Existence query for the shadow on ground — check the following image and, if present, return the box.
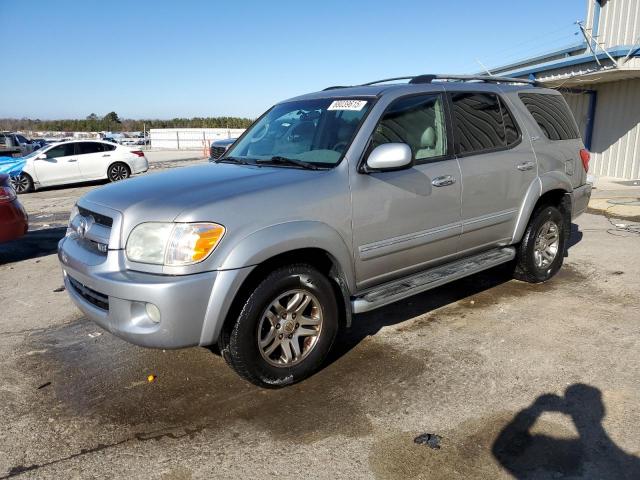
[0,227,66,264]
[369,384,639,479]
[492,384,640,479]
[331,221,584,365]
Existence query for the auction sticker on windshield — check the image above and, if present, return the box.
[327,100,368,111]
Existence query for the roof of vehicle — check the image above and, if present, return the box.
[286,74,557,103]
[47,139,116,145]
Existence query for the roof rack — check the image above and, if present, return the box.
[363,74,535,86]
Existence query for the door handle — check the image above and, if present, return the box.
[102,154,111,157]
[431,175,456,187]
[67,159,78,162]
[517,161,535,171]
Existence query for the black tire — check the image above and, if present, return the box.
[514,205,567,283]
[11,173,34,194]
[219,264,339,388]
[107,162,130,182]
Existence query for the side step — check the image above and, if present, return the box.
[352,247,516,314]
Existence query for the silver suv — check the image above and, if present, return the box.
[58,74,592,387]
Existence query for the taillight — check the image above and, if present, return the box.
[131,150,145,157]
[0,185,17,204]
[580,149,590,172]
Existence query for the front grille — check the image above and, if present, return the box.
[78,206,113,228]
[210,146,226,159]
[69,276,109,311]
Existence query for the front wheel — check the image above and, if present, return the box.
[514,205,566,283]
[219,264,339,388]
[11,173,34,193]
[107,162,130,182]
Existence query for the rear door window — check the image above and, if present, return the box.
[450,92,505,155]
[518,93,580,140]
[76,142,104,155]
[450,92,522,155]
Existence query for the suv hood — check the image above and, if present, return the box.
[81,162,318,221]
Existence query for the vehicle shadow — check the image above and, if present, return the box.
[0,227,66,264]
[328,221,583,365]
[492,384,640,479]
[328,262,516,365]
[21,179,105,194]
[566,222,583,252]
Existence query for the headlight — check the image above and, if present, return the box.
[66,205,79,236]
[126,222,225,266]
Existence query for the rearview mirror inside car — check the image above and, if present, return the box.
[365,143,413,172]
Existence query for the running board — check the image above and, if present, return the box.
[352,247,516,314]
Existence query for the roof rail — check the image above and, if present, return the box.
[417,74,536,85]
[354,74,535,87]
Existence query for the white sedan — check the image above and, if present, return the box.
[11,140,149,193]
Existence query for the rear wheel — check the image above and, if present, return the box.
[11,173,33,193]
[514,205,566,283]
[107,162,130,182]
[219,264,339,388]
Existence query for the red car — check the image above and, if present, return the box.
[0,173,28,242]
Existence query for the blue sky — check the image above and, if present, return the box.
[0,0,585,119]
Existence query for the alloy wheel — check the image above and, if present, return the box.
[11,174,30,193]
[533,220,560,269]
[109,164,129,181]
[257,289,323,367]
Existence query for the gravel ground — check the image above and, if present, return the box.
[0,160,639,479]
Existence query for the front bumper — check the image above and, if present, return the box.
[571,183,592,219]
[58,235,216,349]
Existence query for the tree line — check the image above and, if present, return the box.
[0,112,254,134]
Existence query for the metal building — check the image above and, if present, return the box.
[487,0,640,180]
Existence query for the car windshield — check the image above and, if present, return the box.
[224,98,372,168]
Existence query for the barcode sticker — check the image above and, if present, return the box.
[327,100,368,111]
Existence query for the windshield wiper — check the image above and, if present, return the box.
[257,156,325,170]
[215,156,256,166]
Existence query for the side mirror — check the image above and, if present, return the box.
[36,153,47,160]
[365,143,413,171]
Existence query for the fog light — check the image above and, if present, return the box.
[145,303,161,323]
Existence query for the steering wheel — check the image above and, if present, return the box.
[250,122,269,142]
[333,141,348,152]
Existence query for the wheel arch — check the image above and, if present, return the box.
[107,161,131,178]
[512,173,573,244]
[201,222,356,346]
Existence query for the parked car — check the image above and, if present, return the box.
[58,74,592,387]
[0,132,27,157]
[30,138,48,149]
[209,138,237,160]
[11,140,148,193]
[13,134,38,154]
[0,173,28,242]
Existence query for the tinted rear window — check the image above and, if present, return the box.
[77,142,104,154]
[519,93,580,141]
[450,92,520,155]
